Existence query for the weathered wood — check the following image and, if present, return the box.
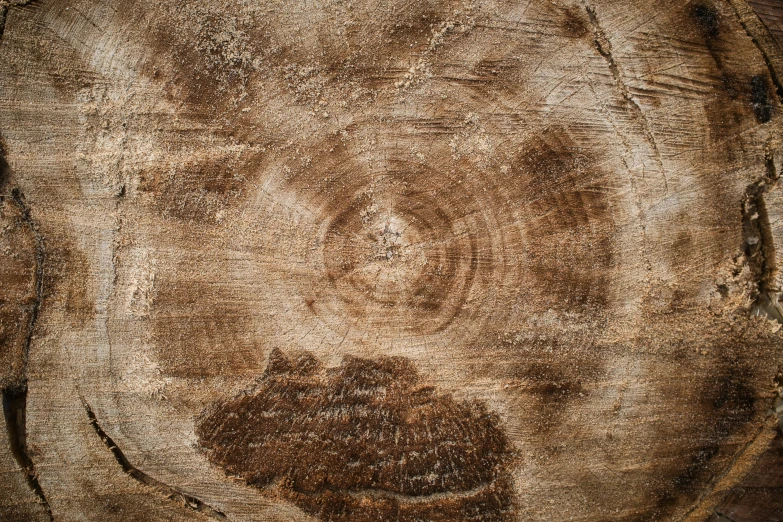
[748,0,783,48]
[712,428,783,521]
[1,0,783,521]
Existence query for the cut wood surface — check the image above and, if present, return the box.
[748,0,783,48]
[1,0,783,521]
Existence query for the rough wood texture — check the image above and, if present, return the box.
[748,0,783,48]
[712,431,783,521]
[1,0,783,521]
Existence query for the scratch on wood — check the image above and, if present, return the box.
[726,0,783,103]
[584,2,668,194]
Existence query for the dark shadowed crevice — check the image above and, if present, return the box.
[2,387,53,520]
[82,400,227,520]
[709,372,783,521]
[775,370,783,430]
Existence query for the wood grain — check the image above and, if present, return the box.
[749,0,783,48]
[0,0,782,521]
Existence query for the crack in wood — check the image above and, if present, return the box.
[1,144,50,519]
[7,186,45,384]
[744,147,782,322]
[1,387,53,521]
[678,414,779,522]
[82,400,227,520]
[723,21,783,328]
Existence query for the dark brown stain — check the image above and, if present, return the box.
[137,150,266,224]
[0,143,92,334]
[0,193,37,389]
[152,278,264,378]
[471,58,519,82]
[464,334,610,446]
[708,360,756,438]
[510,130,605,203]
[690,3,731,91]
[561,7,590,39]
[750,74,773,123]
[524,362,588,401]
[0,145,40,390]
[652,444,721,516]
[513,131,615,310]
[712,429,783,521]
[685,1,778,152]
[692,4,721,41]
[135,0,467,116]
[41,242,94,328]
[645,340,764,519]
[516,358,594,438]
[658,353,757,511]
[674,445,721,491]
[196,349,517,522]
[687,3,747,149]
[141,9,264,119]
[703,72,776,136]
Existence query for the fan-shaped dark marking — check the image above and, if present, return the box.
[196,349,517,522]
